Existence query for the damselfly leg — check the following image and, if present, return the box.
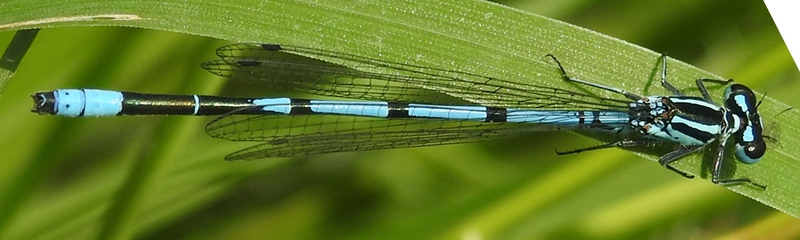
[710,137,767,189]
[545,54,643,100]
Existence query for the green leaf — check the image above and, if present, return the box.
[1,0,798,239]
[0,29,38,96]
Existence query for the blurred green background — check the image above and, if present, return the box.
[1,0,799,239]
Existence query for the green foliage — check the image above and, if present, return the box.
[1,0,799,239]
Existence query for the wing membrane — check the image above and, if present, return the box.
[205,105,630,160]
[200,43,636,159]
[201,43,631,110]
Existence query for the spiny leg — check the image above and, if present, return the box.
[657,55,733,103]
[556,139,653,155]
[658,54,683,95]
[545,54,643,100]
[695,78,734,104]
[658,145,705,179]
[557,139,698,179]
[710,139,767,190]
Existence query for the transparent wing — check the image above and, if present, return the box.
[205,105,630,160]
[200,43,631,110]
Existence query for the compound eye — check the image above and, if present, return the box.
[734,139,766,164]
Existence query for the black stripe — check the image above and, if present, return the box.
[591,111,602,124]
[119,93,264,116]
[725,112,737,129]
[290,99,313,114]
[588,111,617,131]
[196,95,261,115]
[120,92,199,115]
[486,107,507,122]
[387,102,409,118]
[669,96,721,120]
[77,89,87,117]
[670,119,715,143]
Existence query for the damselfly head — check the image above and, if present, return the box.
[722,84,767,164]
[732,110,766,164]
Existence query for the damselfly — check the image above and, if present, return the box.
[31,43,768,189]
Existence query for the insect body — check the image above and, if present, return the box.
[32,43,767,189]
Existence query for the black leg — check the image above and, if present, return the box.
[709,139,767,190]
[695,78,734,104]
[658,145,704,179]
[658,55,683,95]
[545,54,643,100]
[556,139,651,155]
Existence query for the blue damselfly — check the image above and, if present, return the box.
[32,43,769,189]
